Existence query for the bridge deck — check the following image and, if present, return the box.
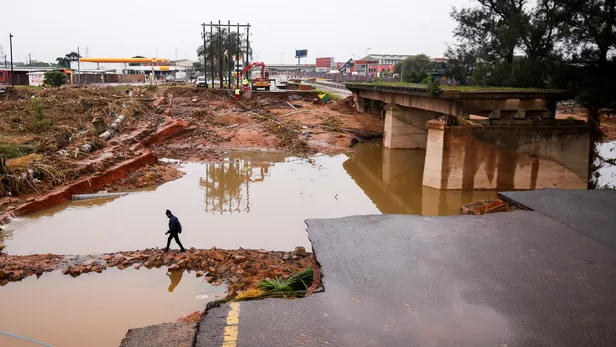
[345,82,570,100]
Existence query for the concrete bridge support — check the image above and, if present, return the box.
[422,120,590,190]
[384,106,439,149]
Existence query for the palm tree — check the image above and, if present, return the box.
[197,29,253,88]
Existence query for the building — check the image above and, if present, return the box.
[315,57,335,73]
[170,59,195,68]
[358,54,412,76]
[355,54,448,77]
[0,67,69,85]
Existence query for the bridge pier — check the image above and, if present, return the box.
[422,120,590,190]
[346,83,590,190]
[384,106,439,149]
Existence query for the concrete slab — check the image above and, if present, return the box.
[197,211,616,347]
[119,322,196,347]
[500,189,616,249]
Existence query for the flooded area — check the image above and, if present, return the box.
[598,141,616,187]
[1,143,500,255]
[0,267,225,347]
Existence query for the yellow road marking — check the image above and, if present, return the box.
[222,302,240,347]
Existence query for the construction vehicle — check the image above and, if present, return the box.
[339,59,354,74]
[239,62,271,91]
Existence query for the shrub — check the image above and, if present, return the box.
[427,79,443,97]
[44,71,67,87]
[0,141,36,158]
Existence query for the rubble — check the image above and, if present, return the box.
[0,248,315,298]
[1,84,382,220]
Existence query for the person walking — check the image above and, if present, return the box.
[164,209,185,252]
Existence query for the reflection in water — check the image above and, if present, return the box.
[2,145,503,255]
[200,159,273,214]
[344,143,499,215]
[0,268,225,347]
[167,269,184,292]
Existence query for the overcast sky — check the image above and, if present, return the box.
[1,0,472,64]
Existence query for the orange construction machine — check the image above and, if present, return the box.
[239,62,271,91]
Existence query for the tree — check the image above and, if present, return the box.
[29,61,52,67]
[394,55,433,83]
[197,29,252,88]
[556,0,616,187]
[450,0,563,88]
[56,52,81,68]
[44,71,67,87]
[129,55,146,66]
[450,0,616,187]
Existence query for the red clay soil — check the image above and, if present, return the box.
[1,86,383,220]
[10,150,156,216]
[148,87,383,160]
[0,247,315,298]
[105,163,184,192]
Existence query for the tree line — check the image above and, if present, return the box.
[391,0,615,187]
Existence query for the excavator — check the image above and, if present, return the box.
[239,62,271,91]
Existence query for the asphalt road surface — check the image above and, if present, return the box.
[196,192,616,347]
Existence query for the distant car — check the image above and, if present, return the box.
[196,76,207,88]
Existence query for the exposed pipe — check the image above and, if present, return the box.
[81,111,127,153]
[72,192,128,200]
[0,332,55,347]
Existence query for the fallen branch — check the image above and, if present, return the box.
[281,110,312,118]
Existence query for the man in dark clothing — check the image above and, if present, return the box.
[164,209,185,252]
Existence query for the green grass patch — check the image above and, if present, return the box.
[26,119,53,133]
[0,141,36,159]
[315,89,341,101]
[234,267,315,301]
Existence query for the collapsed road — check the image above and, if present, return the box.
[183,189,616,347]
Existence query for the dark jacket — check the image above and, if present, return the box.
[168,215,182,234]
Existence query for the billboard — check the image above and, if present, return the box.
[295,49,308,58]
[316,57,335,68]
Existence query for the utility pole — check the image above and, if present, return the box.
[28,53,31,66]
[227,20,232,88]
[236,23,240,88]
[246,24,250,68]
[201,23,208,88]
[210,22,214,88]
[9,33,14,87]
[77,46,81,84]
[218,20,223,89]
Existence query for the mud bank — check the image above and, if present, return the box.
[2,86,382,223]
[0,247,314,298]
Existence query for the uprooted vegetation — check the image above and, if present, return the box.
[0,85,382,215]
[0,86,154,199]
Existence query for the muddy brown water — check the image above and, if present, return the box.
[0,267,225,347]
[0,144,514,346]
[1,143,500,255]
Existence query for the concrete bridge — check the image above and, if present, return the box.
[345,83,590,191]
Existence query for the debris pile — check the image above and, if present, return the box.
[103,163,184,191]
[0,248,315,298]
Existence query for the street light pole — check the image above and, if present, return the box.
[9,34,14,87]
[365,48,371,77]
[201,23,208,88]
